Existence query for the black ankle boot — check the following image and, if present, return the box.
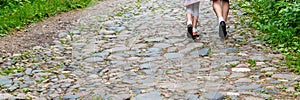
[219,21,227,39]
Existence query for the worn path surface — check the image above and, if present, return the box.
[0,0,299,99]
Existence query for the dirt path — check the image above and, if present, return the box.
[0,0,299,100]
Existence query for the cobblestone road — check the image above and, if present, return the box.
[0,0,299,99]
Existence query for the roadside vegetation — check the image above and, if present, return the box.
[235,0,299,72]
[0,0,96,36]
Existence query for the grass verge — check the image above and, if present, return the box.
[0,0,97,36]
[234,0,300,72]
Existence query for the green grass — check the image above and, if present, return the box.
[0,0,95,35]
[235,0,300,73]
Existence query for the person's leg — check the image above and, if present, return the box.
[192,2,199,36]
[186,5,193,35]
[222,0,230,21]
[213,0,224,23]
[186,5,193,25]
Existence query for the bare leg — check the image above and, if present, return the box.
[187,13,193,24]
[192,16,198,35]
[222,0,230,21]
[213,0,223,19]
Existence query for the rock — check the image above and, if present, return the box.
[243,96,264,100]
[84,57,104,63]
[58,32,69,38]
[153,43,172,49]
[269,80,280,84]
[229,73,246,78]
[286,87,295,92]
[92,51,110,57]
[143,70,154,75]
[251,56,269,61]
[223,48,238,53]
[25,68,33,75]
[139,63,156,69]
[163,53,184,59]
[63,94,80,99]
[133,91,162,100]
[235,78,252,83]
[210,71,230,76]
[0,58,3,64]
[236,84,261,90]
[148,48,162,53]
[260,67,277,72]
[185,94,199,100]
[71,30,81,35]
[0,77,12,85]
[236,64,250,68]
[144,37,164,42]
[231,68,251,72]
[272,74,300,80]
[203,92,224,100]
[0,93,15,99]
[191,48,210,56]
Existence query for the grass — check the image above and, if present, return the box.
[0,0,96,35]
[234,0,300,73]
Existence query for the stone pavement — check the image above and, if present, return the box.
[0,0,299,99]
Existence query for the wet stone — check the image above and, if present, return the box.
[84,57,104,63]
[230,73,246,78]
[92,51,110,57]
[144,37,164,42]
[163,53,184,59]
[133,91,162,100]
[0,77,12,85]
[63,94,80,99]
[139,63,156,69]
[25,68,32,75]
[232,68,251,72]
[153,43,172,49]
[261,67,277,72]
[191,48,210,56]
[148,48,162,53]
[186,94,199,100]
[223,48,238,53]
[251,56,269,61]
[236,84,261,90]
[204,92,224,100]
[235,78,252,83]
[272,74,300,80]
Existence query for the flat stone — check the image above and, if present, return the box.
[148,48,162,53]
[185,94,199,100]
[230,73,247,78]
[92,51,110,57]
[236,84,261,90]
[25,68,33,75]
[163,53,184,59]
[139,63,156,69]
[191,48,210,56]
[223,48,238,53]
[143,70,154,75]
[235,78,252,83]
[0,93,15,99]
[232,68,251,72]
[84,57,104,63]
[0,58,3,64]
[204,92,224,100]
[132,91,162,100]
[236,64,250,68]
[269,80,280,84]
[272,74,300,80]
[153,43,172,49]
[0,77,12,85]
[260,67,277,72]
[105,47,130,53]
[210,71,230,76]
[243,96,264,100]
[251,56,269,61]
[63,94,80,99]
[144,37,164,42]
